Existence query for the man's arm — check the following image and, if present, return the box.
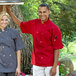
[53,49,59,68]
[16,50,21,76]
[7,6,21,27]
[50,49,59,76]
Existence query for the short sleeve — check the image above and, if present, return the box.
[20,20,35,34]
[14,30,25,51]
[51,25,63,50]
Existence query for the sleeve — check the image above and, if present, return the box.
[20,20,34,34]
[51,25,63,50]
[14,30,25,51]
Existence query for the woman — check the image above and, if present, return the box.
[0,11,24,76]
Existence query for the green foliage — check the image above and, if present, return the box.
[19,0,76,38]
[19,0,41,21]
[59,64,69,76]
[69,56,76,70]
[52,0,76,37]
[60,32,76,55]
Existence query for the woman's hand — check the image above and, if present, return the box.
[16,67,21,76]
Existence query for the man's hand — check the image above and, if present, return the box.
[16,67,21,76]
[0,5,3,12]
[50,49,59,76]
[50,67,56,76]
[6,5,21,26]
[0,5,11,13]
[6,5,12,13]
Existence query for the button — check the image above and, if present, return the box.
[54,39,56,41]
[3,54,5,57]
[2,46,4,48]
[40,41,42,43]
[4,64,6,66]
[41,57,43,59]
[37,32,39,34]
[9,54,11,56]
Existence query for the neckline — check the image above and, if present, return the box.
[0,26,8,32]
[39,18,50,24]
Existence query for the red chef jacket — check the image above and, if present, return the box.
[20,19,63,66]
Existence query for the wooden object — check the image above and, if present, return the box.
[0,0,24,5]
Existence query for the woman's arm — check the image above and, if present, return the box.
[16,50,21,76]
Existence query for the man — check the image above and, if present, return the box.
[7,3,63,76]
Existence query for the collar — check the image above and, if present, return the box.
[39,18,50,24]
[0,26,8,32]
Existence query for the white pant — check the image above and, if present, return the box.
[33,65,59,76]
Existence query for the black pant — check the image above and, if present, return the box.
[0,72,15,76]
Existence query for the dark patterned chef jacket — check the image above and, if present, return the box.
[0,27,25,72]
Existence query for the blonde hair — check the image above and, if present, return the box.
[0,11,10,22]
